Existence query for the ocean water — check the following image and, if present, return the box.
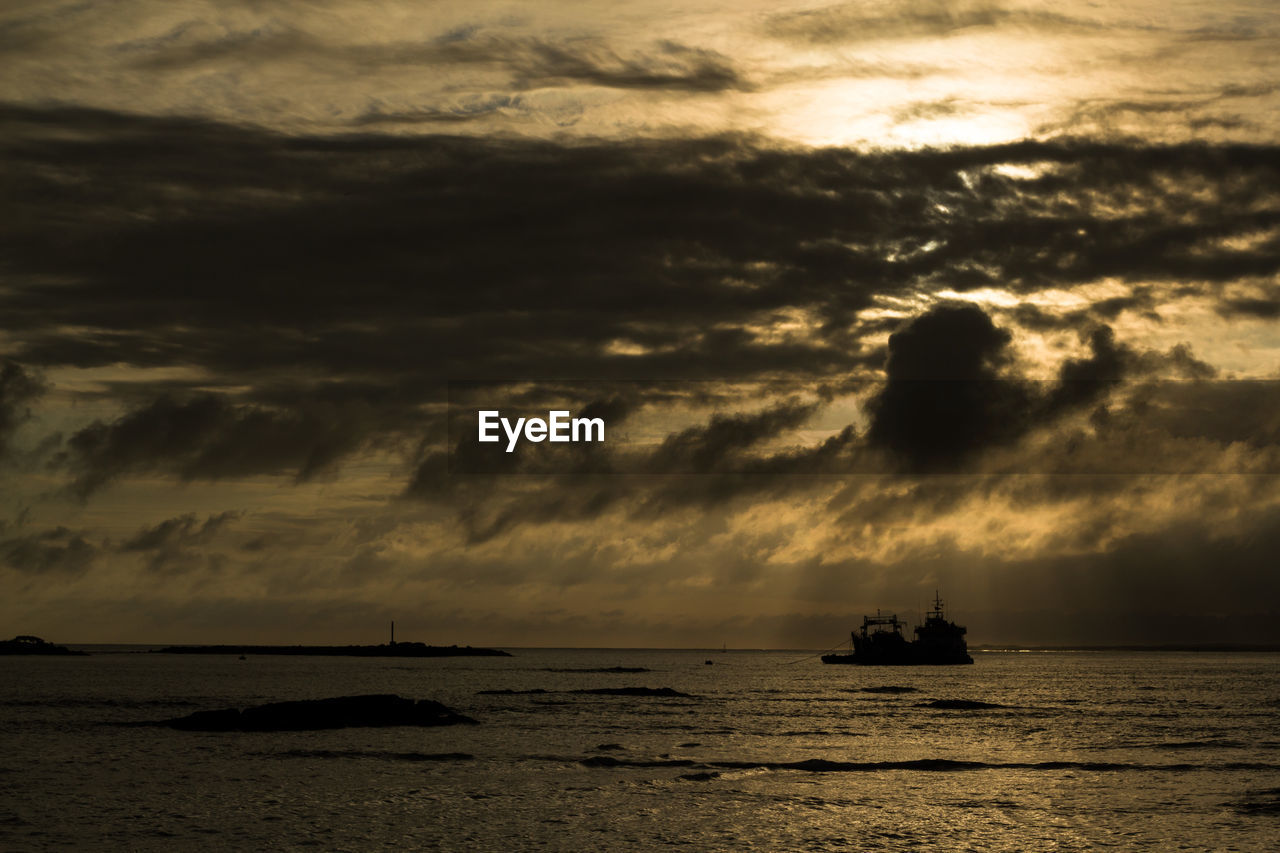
[2,649,1278,851]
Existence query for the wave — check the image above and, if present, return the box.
[1226,788,1280,815]
[582,756,699,768]
[478,686,694,698]
[541,667,651,673]
[548,755,1280,774]
[1148,739,1247,751]
[262,749,474,762]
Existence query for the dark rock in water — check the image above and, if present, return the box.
[1228,788,1280,815]
[594,743,626,751]
[173,707,245,731]
[679,771,721,781]
[580,755,697,768]
[859,685,920,694]
[916,699,1005,710]
[572,687,694,698]
[160,694,477,731]
[0,635,87,656]
[272,749,474,762]
[542,666,650,673]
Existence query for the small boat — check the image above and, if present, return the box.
[822,592,973,666]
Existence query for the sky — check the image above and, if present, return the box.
[2,0,1279,647]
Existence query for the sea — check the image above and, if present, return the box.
[2,649,1278,851]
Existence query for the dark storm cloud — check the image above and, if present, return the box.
[429,305,1261,544]
[0,526,97,575]
[410,396,833,542]
[2,104,1279,498]
[485,38,750,93]
[402,303,1274,545]
[350,96,523,127]
[767,1,1105,45]
[783,499,1280,645]
[121,511,239,552]
[1108,380,1280,449]
[988,502,1280,644]
[864,305,1141,470]
[1041,325,1129,415]
[3,106,1277,389]
[120,511,239,574]
[646,399,819,473]
[124,25,750,93]
[60,394,382,498]
[1218,296,1280,318]
[0,360,45,458]
[865,304,1030,470]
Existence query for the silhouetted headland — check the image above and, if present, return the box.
[151,642,510,657]
[158,694,477,731]
[0,635,87,656]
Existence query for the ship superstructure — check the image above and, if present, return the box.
[822,592,973,665]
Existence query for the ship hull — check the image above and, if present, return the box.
[821,652,973,665]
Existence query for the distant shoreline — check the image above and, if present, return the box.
[150,643,511,658]
[970,644,1280,653]
[35,643,1280,654]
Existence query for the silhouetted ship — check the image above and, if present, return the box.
[822,593,973,665]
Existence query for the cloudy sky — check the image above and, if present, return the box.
[2,0,1279,647]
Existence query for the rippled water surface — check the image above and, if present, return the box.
[3,650,1278,850]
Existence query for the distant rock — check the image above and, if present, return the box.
[476,688,548,695]
[916,699,1006,710]
[159,694,477,731]
[858,686,920,694]
[0,636,86,656]
[572,687,695,698]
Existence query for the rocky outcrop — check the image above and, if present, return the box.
[573,687,694,698]
[160,694,477,731]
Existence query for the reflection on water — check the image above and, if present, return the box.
[2,650,1278,850]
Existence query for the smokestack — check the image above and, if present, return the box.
[390,620,395,645]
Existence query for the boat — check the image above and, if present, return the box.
[821,592,973,665]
